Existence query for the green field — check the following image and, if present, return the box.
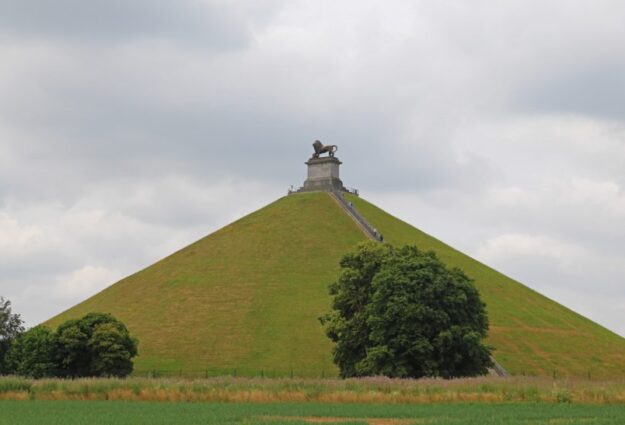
[45,192,625,378]
[3,376,625,424]
[2,401,625,425]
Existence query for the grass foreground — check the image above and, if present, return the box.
[2,401,625,425]
[3,376,625,404]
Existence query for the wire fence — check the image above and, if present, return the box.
[131,368,335,379]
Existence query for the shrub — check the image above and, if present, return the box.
[5,326,57,378]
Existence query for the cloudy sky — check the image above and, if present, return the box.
[1,1,625,335]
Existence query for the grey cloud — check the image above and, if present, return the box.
[0,0,279,48]
[518,63,625,120]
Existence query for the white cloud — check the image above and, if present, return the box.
[0,213,44,252]
[477,233,585,264]
[474,232,625,336]
[52,265,121,300]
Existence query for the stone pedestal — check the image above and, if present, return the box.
[299,157,346,192]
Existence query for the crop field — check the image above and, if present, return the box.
[2,401,625,424]
[3,377,625,424]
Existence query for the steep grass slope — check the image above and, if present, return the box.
[47,191,625,378]
[346,194,625,378]
[47,192,365,376]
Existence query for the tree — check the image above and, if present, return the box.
[0,297,25,374]
[55,318,91,377]
[5,326,57,378]
[88,321,137,377]
[56,312,138,377]
[321,242,493,379]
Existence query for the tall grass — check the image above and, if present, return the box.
[2,376,625,404]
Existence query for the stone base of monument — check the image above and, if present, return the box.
[297,156,348,193]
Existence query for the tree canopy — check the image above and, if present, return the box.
[56,312,138,378]
[321,242,493,379]
[1,308,138,378]
[5,326,57,378]
[0,297,24,374]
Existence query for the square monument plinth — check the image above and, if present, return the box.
[299,156,346,192]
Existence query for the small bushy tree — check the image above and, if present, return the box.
[321,242,493,379]
[5,326,57,378]
[57,313,138,377]
[0,305,137,378]
[88,321,137,377]
[0,297,24,374]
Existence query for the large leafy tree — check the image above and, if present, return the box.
[321,242,493,379]
[56,313,138,377]
[0,297,25,374]
[5,326,57,378]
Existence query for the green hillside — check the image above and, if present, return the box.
[346,194,625,378]
[47,191,625,378]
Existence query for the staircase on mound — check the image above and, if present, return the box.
[329,191,382,242]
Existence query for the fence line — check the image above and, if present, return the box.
[132,368,335,379]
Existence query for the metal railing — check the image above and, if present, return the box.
[331,191,382,242]
[344,187,359,196]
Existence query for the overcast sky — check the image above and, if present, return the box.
[1,1,625,336]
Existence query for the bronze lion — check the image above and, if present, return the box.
[312,140,338,158]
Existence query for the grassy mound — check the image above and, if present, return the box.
[46,191,625,378]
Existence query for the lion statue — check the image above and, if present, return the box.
[312,140,338,158]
